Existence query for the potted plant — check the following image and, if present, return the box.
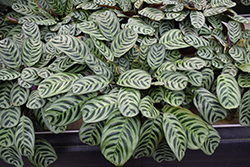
[0,0,250,166]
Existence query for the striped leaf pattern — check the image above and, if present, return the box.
[162,105,209,150]
[164,90,185,107]
[175,57,205,70]
[222,63,238,77]
[0,145,23,167]
[118,87,140,117]
[96,10,120,41]
[0,69,20,81]
[147,44,166,70]
[15,116,35,156]
[94,0,117,6]
[152,139,176,162]
[44,92,97,126]
[200,124,221,155]
[18,15,46,24]
[216,74,241,109]
[22,22,40,40]
[22,37,43,67]
[159,29,190,50]
[193,88,227,124]
[0,107,21,128]
[50,35,90,64]
[73,75,110,94]
[38,72,81,98]
[71,9,90,21]
[0,38,22,69]
[133,117,163,158]
[148,86,164,103]
[0,127,15,147]
[18,78,32,88]
[184,70,203,86]
[157,71,188,90]
[117,0,131,11]
[48,57,76,72]
[203,7,227,17]
[82,94,117,123]
[91,36,114,62]
[10,83,30,106]
[46,0,64,15]
[162,112,187,161]
[229,46,246,64]
[101,110,140,166]
[190,10,205,29]
[183,35,209,49]
[201,68,214,90]
[36,19,57,26]
[111,29,138,58]
[239,90,250,126]
[228,21,241,44]
[27,137,57,167]
[117,69,151,89]
[0,81,13,109]
[76,1,101,10]
[122,23,155,36]
[12,3,34,15]
[238,72,250,88]
[26,90,46,109]
[138,7,164,21]
[139,96,160,119]
[21,67,42,85]
[196,46,215,60]
[79,121,104,146]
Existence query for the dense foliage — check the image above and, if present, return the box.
[0,0,250,166]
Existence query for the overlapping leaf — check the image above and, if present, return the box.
[164,90,185,107]
[0,81,13,109]
[101,110,140,166]
[138,7,164,21]
[21,67,42,85]
[147,44,166,70]
[0,127,15,147]
[26,90,46,109]
[190,10,205,29]
[10,83,30,106]
[22,22,40,40]
[152,139,176,162]
[0,145,23,167]
[0,107,21,128]
[139,96,160,119]
[229,46,246,64]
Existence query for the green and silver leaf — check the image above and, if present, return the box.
[139,96,160,119]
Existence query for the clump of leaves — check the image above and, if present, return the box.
[0,0,250,166]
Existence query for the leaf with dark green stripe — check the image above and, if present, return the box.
[175,57,205,71]
[0,145,23,167]
[117,69,151,90]
[21,67,43,85]
[164,90,185,107]
[228,21,241,44]
[18,78,32,88]
[48,56,76,73]
[147,43,166,70]
[183,35,209,49]
[239,90,250,126]
[79,121,104,146]
[201,68,214,90]
[148,86,164,103]
[162,105,209,150]
[203,7,227,17]
[71,9,90,21]
[15,116,35,156]
[91,36,114,62]
[162,112,187,161]
[159,29,190,50]
[22,22,40,40]
[50,35,90,64]
[38,72,81,98]
[0,81,13,109]
[26,90,46,109]
[96,10,120,41]
[138,7,164,21]
[46,0,64,15]
[200,124,221,155]
[73,75,110,95]
[190,10,205,29]
[10,83,30,106]
[194,88,227,124]
[82,94,117,123]
[139,96,160,119]
[117,0,131,11]
[0,127,15,147]
[0,107,21,128]
[36,19,57,26]
[216,74,241,109]
[238,72,250,88]
[12,3,34,16]
[122,22,155,36]
[159,20,175,36]
[152,139,176,162]
[94,0,116,6]
[111,29,138,58]
[76,1,101,10]
[133,116,163,158]
[27,137,57,167]
[184,70,203,86]
[101,110,140,166]
[222,63,238,77]
[118,87,140,117]
[157,71,188,90]
[44,92,97,126]
[229,46,246,64]
[0,38,22,69]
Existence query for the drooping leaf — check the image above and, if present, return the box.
[139,96,160,119]
[111,29,138,58]
[50,35,90,64]
[27,137,57,167]
[118,87,140,117]
[0,145,23,167]
[193,88,227,124]
[159,29,190,50]
[152,139,176,162]
[0,107,21,128]
[38,72,81,98]
[133,116,163,158]
[216,74,241,109]
[0,38,22,69]
[101,110,140,166]
[117,69,151,89]
[15,116,35,156]
[73,75,110,95]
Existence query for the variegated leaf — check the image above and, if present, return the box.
[22,22,40,40]
[21,67,42,85]
[239,90,250,126]
[139,96,160,119]
[147,43,166,70]
[183,35,209,49]
[10,83,30,106]
[0,81,13,109]
[152,139,176,162]
[228,21,242,44]
[139,7,164,21]
[229,46,246,64]
[164,89,185,107]
[238,72,250,88]
[190,10,205,29]
[26,90,46,109]
[0,69,20,81]
[0,145,23,167]
[0,127,15,147]
[0,107,21,128]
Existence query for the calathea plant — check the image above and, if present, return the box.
[0,0,250,166]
